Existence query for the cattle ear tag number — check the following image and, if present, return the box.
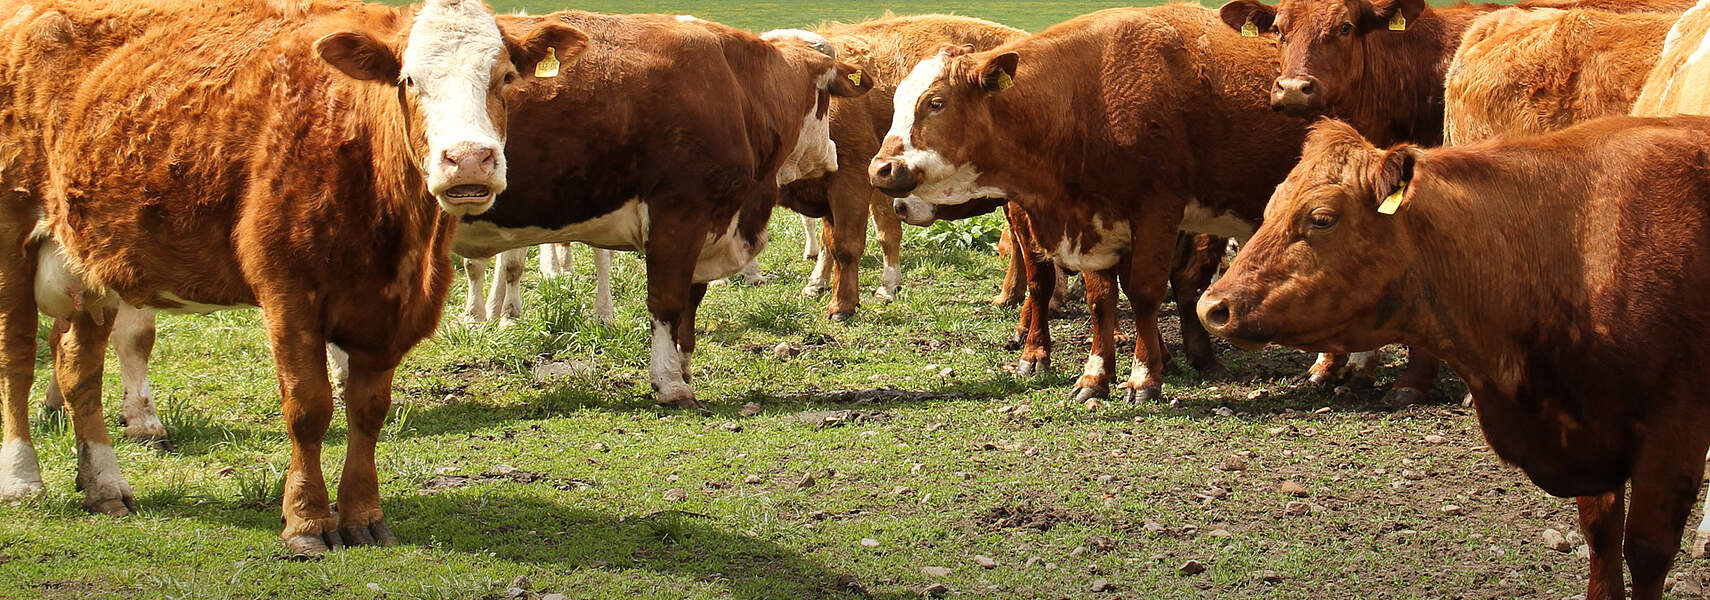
[994,70,1014,90]
[534,48,561,78]
[1377,182,1406,214]
[1389,13,1407,31]
[1241,16,1259,37]
[848,70,862,87]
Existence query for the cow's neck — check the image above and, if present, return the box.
[346,79,457,304]
[1347,6,1492,147]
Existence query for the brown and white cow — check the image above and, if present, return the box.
[453,12,870,410]
[869,5,1307,402]
[1198,115,1710,600]
[0,0,584,555]
[1217,0,1692,402]
[1446,8,1676,144]
[776,14,1026,321]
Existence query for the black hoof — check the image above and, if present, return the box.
[829,311,854,323]
[1122,385,1162,404]
[1016,356,1050,377]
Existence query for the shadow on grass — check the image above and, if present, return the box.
[191,495,909,600]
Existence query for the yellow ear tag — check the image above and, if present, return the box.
[848,70,862,87]
[534,47,560,78]
[1388,12,1407,31]
[1241,16,1259,37]
[1377,183,1405,214]
[994,70,1014,90]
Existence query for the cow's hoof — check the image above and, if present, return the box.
[828,311,854,322]
[123,419,169,449]
[0,479,42,502]
[83,492,139,517]
[803,252,818,262]
[656,394,708,415]
[1382,387,1423,408]
[1016,356,1050,377]
[801,283,826,297]
[1120,384,1162,404]
[1694,531,1710,559]
[284,530,345,557]
[1305,371,1338,389]
[874,287,897,302]
[990,293,1021,307]
[1070,385,1107,402]
[341,520,398,547]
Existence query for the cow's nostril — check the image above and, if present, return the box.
[1203,301,1231,329]
[877,162,895,179]
[1298,80,1316,95]
[894,202,907,217]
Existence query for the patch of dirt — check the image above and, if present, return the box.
[419,464,594,495]
[791,409,893,428]
[37,579,126,599]
[979,502,1091,533]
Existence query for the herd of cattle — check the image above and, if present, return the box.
[3,0,1710,596]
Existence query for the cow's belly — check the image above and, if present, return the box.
[455,199,651,258]
[693,218,766,283]
[1051,216,1129,272]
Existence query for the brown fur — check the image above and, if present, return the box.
[1447,8,1675,144]
[1632,1,1710,116]
[870,5,1306,401]
[0,0,578,552]
[777,14,1024,320]
[1201,116,1710,600]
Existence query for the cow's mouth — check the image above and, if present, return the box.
[442,184,494,204]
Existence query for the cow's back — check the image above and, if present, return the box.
[1447,8,1675,144]
[1633,0,1710,115]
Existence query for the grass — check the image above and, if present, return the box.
[1,208,1707,599]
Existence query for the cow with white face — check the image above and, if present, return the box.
[869,5,1306,403]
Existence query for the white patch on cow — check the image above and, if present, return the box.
[1053,216,1129,272]
[33,237,116,320]
[674,15,701,22]
[763,29,840,184]
[1652,1,1710,112]
[887,55,945,152]
[74,441,131,510]
[803,250,833,296]
[152,292,255,314]
[1082,354,1106,377]
[403,0,508,213]
[1127,357,1154,385]
[876,263,902,300]
[650,318,691,401]
[694,218,767,283]
[893,196,938,226]
[1348,351,1380,372]
[0,439,43,500]
[883,55,1010,213]
[1181,201,1256,241]
[455,199,652,256]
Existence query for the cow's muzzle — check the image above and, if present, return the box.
[869,157,919,198]
[431,140,503,215]
[1270,76,1324,115]
[1195,290,1269,351]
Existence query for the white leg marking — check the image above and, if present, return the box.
[539,243,572,278]
[803,251,833,296]
[650,319,693,404]
[75,441,132,513]
[1347,351,1380,373]
[327,343,351,400]
[1082,354,1107,378]
[0,439,44,500]
[462,257,490,322]
[1127,357,1154,385]
[114,306,164,440]
[593,249,615,326]
[488,248,526,327]
[802,216,821,260]
[875,263,902,301]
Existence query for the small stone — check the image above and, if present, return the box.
[1084,398,1106,411]
[1213,407,1235,417]
[1566,530,1584,546]
[1315,405,1334,414]
[1401,470,1425,481]
[892,486,915,496]
[719,422,743,432]
[1268,425,1292,436]
[1283,501,1310,516]
[367,583,383,592]
[1209,529,1232,538]
[1220,456,1247,471]
[509,575,531,591]
[1087,535,1116,551]
[1441,504,1465,516]
[663,488,688,501]
[1143,520,1166,533]
[1542,528,1572,552]
[774,342,799,360]
[1246,389,1267,400]
[860,538,880,547]
[743,475,762,485]
[1178,560,1206,575]
[504,588,526,599]
[740,402,762,417]
[973,555,998,569]
[921,583,949,598]
[1675,576,1702,595]
[1024,556,1041,568]
[1423,434,1448,444]
[1090,577,1111,592]
[540,595,568,600]
[1069,546,1087,557]
[796,473,816,489]
[1279,480,1308,496]
[922,566,952,577]
[1257,570,1282,583]
[925,422,947,432]
[938,367,954,378]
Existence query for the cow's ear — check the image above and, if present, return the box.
[1370,146,1423,213]
[936,43,976,58]
[1219,0,1277,35]
[316,31,401,82]
[977,52,1019,93]
[829,62,874,98]
[503,19,589,79]
[1365,0,1425,32]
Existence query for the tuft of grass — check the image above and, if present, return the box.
[232,462,285,509]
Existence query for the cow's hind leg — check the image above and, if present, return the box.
[801,215,820,261]
[824,176,871,321]
[645,211,709,411]
[1383,346,1440,407]
[1114,220,1179,403]
[992,223,1024,307]
[0,220,41,502]
[486,248,526,327]
[42,318,65,411]
[333,346,399,547]
[1014,222,1054,376]
[461,257,490,323]
[593,249,615,326]
[1071,268,1118,403]
[803,222,834,298]
[1172,234,1230,380]
[56,307,135,515]
[112,305,165,446]
[539,243,572,278]
[1577,490,1627,600]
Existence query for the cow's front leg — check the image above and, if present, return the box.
[1172,234,1230,380]
[1625,430,1710,600]
[262,306,339,556]
[1116,221,1178,403]
[1014,232,1055,377]
[868,190,904,302]
[1070,268,1118,402]
[801,215,821,261]
[992,223,1025,307]
[646,215,709,411]
[1577,490,1626,600]
[334,346,399,547]
[57,307,136,515]
[0,223,40,501]
[673,284,708,388]
[485,248,526,327]
[1382,346,1441,406]
[803,220,834,298]
[539,243,572,278]
[112,305,165,446]
[42,318,65,412]
[461,257,490,322]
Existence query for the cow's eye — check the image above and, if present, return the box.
[927,96,946,111]
[1338,22,1353,36]
[1307,208,1338,230]
[503,72,517,85]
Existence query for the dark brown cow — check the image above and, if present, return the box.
[778,14,1025,321]
[869,5,1307,402]
[1198,116,1710,600]
[0,0,584,555]
[1446,8,1676,144]
[455,12,870,410]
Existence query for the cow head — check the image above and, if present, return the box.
[1197,119,1421,352]
[1219,0,1425,115]
[761,29,873,185]
[315,0,588,216]
[869,45,1013,225]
